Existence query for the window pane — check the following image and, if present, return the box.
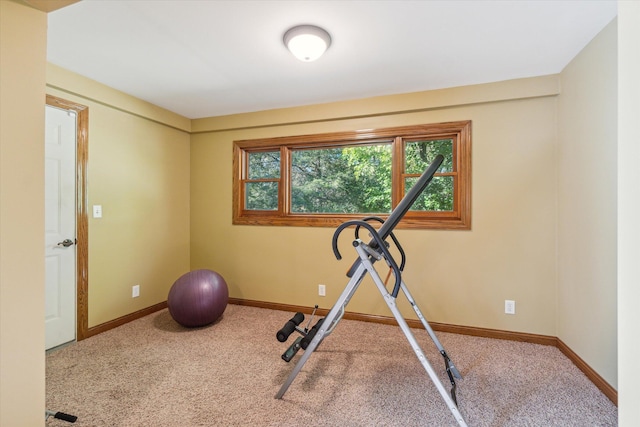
[248,151,280,179]
[245,182,278,210]
[291,144,392,214]
[405,176,454,211]
[405,139,453,173]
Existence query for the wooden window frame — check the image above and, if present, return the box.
[233,121,471,230]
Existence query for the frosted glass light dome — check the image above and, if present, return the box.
[284,25,331,62]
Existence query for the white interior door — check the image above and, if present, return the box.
[45,105,77,350]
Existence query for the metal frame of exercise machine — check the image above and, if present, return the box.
[275,154,468,426]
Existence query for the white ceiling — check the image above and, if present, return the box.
[47,0,617,119]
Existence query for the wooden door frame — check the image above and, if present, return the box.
[46,94,89,341]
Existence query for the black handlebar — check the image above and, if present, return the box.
[333,220,404,296]
[352,216,406,273]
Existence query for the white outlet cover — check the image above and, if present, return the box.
[505,300,516,314]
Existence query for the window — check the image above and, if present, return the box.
[233,121,471,230]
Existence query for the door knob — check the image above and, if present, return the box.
[56,239,75,247]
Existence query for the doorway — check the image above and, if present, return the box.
[45,94,89,349]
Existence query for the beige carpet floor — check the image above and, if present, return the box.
[46,304,617,426]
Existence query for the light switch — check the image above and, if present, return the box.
[93,205,102,218]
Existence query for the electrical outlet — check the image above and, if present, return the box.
[318,284,326,297]
[505,299,515,315]
[132,285,140,298]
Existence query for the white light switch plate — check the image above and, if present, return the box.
[93,205,102,218]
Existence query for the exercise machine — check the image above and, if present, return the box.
[275,154,468,426]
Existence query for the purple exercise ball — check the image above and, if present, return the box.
[168,269,229,328]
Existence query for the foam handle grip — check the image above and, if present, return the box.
[300,318,324,350]
[276,312,305,342]
[290,311,304,325]
[54,412,78,423]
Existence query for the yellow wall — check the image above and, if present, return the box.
[46,65,191,327]
[557,19,618,389]
[191,76,559,336]
[0,1,47,425]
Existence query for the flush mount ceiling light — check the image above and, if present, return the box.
[283,25,331,62]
